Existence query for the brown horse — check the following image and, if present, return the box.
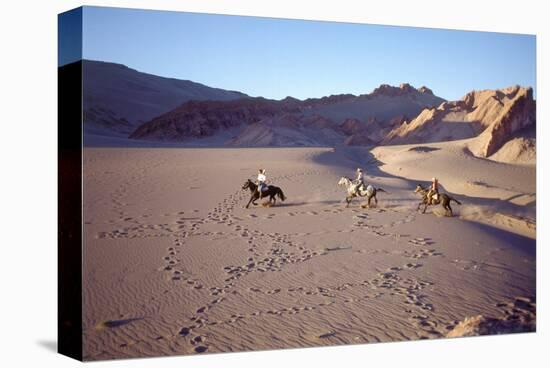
[242,179,286,209]
[414,184,461,216]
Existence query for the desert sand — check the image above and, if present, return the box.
[83,145,535,360]
[372,139,536,239]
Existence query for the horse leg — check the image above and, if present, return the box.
[374,195,378,208]
[423,203,428,214]
[345,197,351,208]
[246,195,255,209]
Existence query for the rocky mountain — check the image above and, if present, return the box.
[226,114,344,147]
[300,83,444,125]
[470,87,536,158]
[384,86,536,159]
[84,60,535,161]
[130,83,444,146]
[83,60,248,136]
[339,115,409,146]
[129,98,302,141]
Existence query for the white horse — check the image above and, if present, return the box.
[337,176,387,208]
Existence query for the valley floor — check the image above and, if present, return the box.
[82,145,535,360]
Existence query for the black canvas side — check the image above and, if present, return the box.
[58,7,83,361]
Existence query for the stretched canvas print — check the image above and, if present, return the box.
[58,6,537,361]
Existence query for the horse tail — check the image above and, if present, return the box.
[277,188,286,201]
[450,197,461,205]
[376,187,388,193]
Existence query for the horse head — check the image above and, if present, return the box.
[338,177,350,186]
[414,184,426,194]
[243,179,258,190]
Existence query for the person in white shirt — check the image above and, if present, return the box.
[257,169,267,195]
[353,168,365,192]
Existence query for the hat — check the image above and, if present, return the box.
[357,168,363,172]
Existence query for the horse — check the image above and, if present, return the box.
[414,184,461,217]
[337,176,387,208]
[242,179,286,209]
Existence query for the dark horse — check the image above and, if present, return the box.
[242,179,286,209]
[414,184,461,217]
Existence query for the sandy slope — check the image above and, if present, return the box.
[372,139,535,238]
[83,146,535,360]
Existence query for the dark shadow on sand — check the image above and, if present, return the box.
[254,199,343,208]
[272,199,342,208]
[311,145,400,181]
[100,317,144,328]
[462,220,535,257]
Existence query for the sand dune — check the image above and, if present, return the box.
[372,139,535,238]
[489,131,536,164]
[83,146,535,360]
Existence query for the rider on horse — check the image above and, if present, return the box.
[427,177,439,204]
[256,169,268,196]
[353,168,365,194]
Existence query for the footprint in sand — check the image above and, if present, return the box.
[179,327,191,336]
[409,237,433,246]
[403,248,441,259]
[495,295,536,320]
[196,306,208,314]
[190,335,207,346]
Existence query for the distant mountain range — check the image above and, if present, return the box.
[129,82,444,147]
[78,60,535,164]
[82,60,445,143]
[83,60,247,136]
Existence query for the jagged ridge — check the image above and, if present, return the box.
[384,85,536,159]
[129,83,443,145]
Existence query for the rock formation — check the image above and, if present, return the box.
[130,83,444,146]
[384,86,536,159]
